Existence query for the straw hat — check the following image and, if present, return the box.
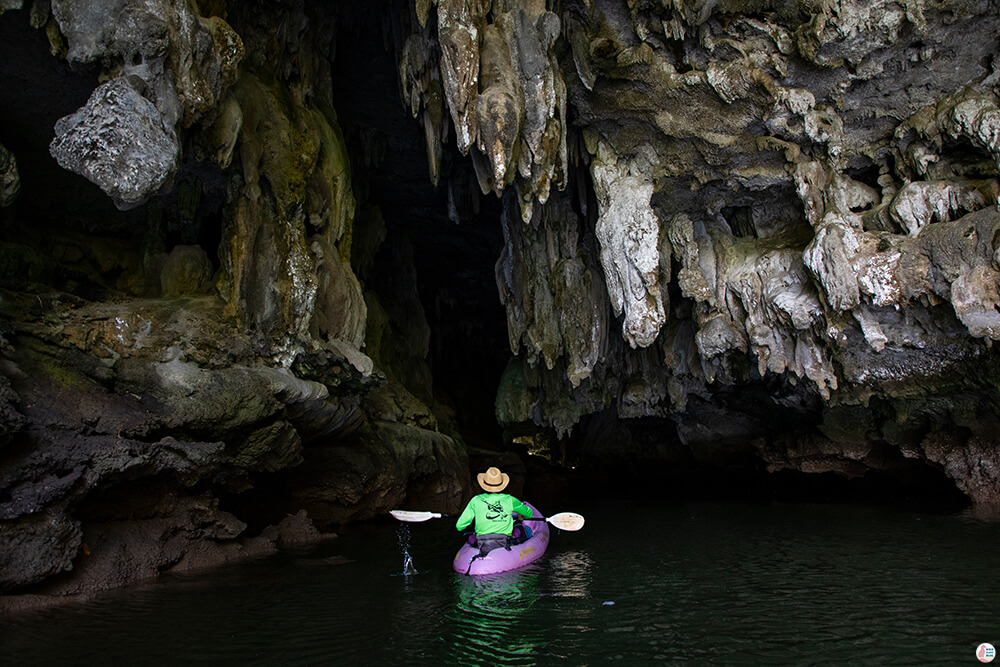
[477,466,509,492]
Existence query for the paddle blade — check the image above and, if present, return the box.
[546,512,585,531]
[390,510,441,522]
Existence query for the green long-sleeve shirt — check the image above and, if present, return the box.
[455,492,533,536]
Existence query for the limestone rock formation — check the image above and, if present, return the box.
[401,0,568,214]
[496,187,607,389]
[49,76,180,209]
[46,0,243,208]
[0,1,472,603]
[400,0,1000,505]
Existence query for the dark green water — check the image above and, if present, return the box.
[2,501,999,665]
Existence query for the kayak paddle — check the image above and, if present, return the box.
[390,509,585,531]
[389,510,455,522]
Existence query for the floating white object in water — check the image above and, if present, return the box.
[602,601,615,606]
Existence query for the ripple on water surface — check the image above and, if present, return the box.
[2,502,999,665]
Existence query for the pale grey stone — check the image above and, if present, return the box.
[49,77,179,210]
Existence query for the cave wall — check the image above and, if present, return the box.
[0,0,472,601]
[398,0,1000,506]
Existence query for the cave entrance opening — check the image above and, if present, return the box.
[329,2,511,450]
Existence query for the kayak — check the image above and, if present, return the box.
[452,502,550,575]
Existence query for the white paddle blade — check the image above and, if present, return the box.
[390,510,442,522]
[546,512,585,531]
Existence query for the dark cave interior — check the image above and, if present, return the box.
[0,3,974,514]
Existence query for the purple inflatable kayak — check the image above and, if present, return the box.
[452,502,550,575]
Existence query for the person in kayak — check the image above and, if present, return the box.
[456,466,534,556]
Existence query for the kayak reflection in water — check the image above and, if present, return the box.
[456,467,535,557]
[447,567,543,664]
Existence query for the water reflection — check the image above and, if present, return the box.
[960,503,1000,522]
[5,503,998,665]
[443,568,544,665]
[545,550,592,598]
[439,551,595,663]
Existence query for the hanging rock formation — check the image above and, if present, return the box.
[45,0,242,208]
[402,0,568,216]
[400,0,1000,506]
